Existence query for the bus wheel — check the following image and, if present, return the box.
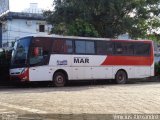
[115,70,127,84]
[53,72,66,87]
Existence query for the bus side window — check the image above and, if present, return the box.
[52,39,73,54]
[86,41,95,54]
[96,41,113,55]
[66,40,73,53]
[114,42,134,55]
[75,41,85,54]
[32,47,43,57]
[115,42,123,54]
[134,43,150,56]
[75,40,95,54]
[30,47,44,65]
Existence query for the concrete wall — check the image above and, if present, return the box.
[2,19,51,47]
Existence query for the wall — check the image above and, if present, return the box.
[2,19,51,47]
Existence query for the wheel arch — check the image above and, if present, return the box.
[53,69,69,81]
[115,69,128,79]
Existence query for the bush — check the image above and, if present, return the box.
[0,49,11,82]
[155,63,160,76]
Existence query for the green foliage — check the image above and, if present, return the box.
[68,19,99,37]
[155,63,160,76]
[51,19,99,37]
[52,22,68,35]
[0,50,11,66]
[0,49,6,63]
[146,33,160,43]
[44,0,160,38]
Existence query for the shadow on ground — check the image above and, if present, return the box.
[0,76,160,89]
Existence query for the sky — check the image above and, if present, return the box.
[9,0,53,12]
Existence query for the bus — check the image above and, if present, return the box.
[10,35,154,87]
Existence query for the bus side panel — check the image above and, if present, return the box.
[101,53,154,78]
[151,63,154,76]
[49,55,113,80]
[29,55,72,82]
[91,66,113,79]
[109,65,152,79]
[71,55,113,80]
[150,42,154,77]
[49,54,73,79]
[29,66,53,81]
[112,66,135,79]
[134,66,152,78]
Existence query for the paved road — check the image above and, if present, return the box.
[0,81,160,119]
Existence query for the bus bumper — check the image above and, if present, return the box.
[10,68,29,82]
[10,75,29,82]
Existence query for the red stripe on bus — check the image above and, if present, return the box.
[101,56,153,66]
[18,68,29,81]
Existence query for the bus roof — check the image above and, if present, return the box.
[28,34,111,41]
[21,34,153,42]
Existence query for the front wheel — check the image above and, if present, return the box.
[53,72,66,87]
[115,70,127,84]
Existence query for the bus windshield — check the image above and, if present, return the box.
[11,37,31,67]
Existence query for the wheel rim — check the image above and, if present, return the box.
[116,71,126,83]
[118,74,124,81]
[55,75,64,85]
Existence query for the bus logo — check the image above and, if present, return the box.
[74,57,89,63]
[57,60,68,65]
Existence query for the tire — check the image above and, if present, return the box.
[115,70,127,84]
[53,72,66,87]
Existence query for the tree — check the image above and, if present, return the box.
[146,33,160,43]
[44,0,160,38]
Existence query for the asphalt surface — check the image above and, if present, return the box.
[0,79,160,120]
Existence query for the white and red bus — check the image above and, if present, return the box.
[10,35,154,86]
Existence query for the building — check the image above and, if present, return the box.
[0,3,52,48]
[118,33,130,39]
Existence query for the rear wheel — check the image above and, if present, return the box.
[53,72,66,87]
[115,70,127,84]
